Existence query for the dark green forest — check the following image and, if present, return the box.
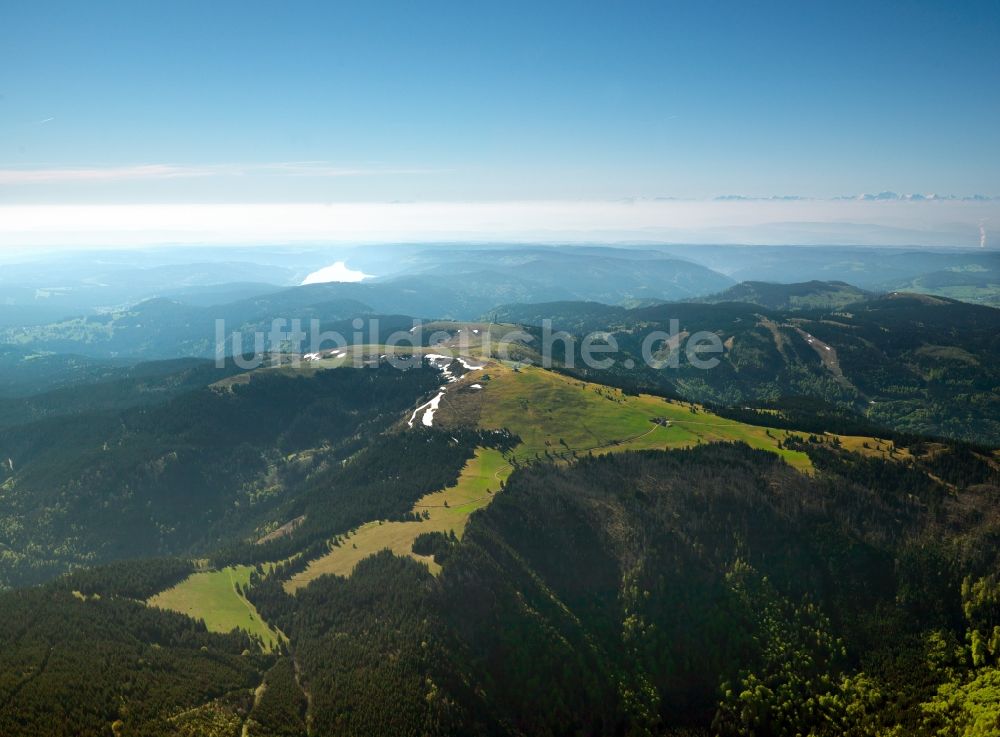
[230,443,998,736]
[0,586,264,737]
[0,364,443,587]
[515,294,1000,445]
[2,439,997,734]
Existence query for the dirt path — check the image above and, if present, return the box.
[573,422,660,453]
[667,420,746,427]
[292,654,314,736]
[240,678,268,737]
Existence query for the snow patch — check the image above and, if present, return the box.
[424,353,459,382]
[407,353,486,429]
[407,389,446,428]
[423,353,486,381]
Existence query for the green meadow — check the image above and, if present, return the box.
[287,362,826,591]
[148,565,283,651]
[286,446,509,590]
[466,364,813,471]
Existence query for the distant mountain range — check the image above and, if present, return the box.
[494,292,1000,444]
[2,245,998,340]
[4,259,999,445]
[0,248,734,359]
[694,280,871,310]
[4,245,1000,363]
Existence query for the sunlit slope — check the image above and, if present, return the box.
[285,447,508,590]
[287,364,818,590]
[145,361,921,638]
[259,361,924,597]
[441,363,813,471]
[148,565,283,651]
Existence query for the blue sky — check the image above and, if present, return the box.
[0,1,998,245]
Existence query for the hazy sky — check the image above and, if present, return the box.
[1,1,998,246]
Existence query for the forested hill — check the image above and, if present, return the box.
[241,442,1000,736]
[0,363,444,588]
[0,358,995,733]
[501,293,1000,444]
[3,440,995,735]
[0,286,996,734]
[0,357,247,428]
[693,279,872,310]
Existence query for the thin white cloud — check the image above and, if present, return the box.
[0,161,441,185]
[259,162,443,177]
[0,164,213,184]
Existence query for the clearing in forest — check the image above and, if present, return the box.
[285,447,509,591]
[148,565,283,651]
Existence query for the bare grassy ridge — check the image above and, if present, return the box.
[159,361,907,636]
[452,363,813,470]
[287,363,820,591]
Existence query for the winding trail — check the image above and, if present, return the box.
[240,679,268,737]
[292,654,314,736]
[666,420,748,427]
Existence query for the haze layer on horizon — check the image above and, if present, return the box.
[0,199,996,250]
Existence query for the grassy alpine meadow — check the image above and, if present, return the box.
[284,362,908,589]
[148,565,283,651]
[448,363,815,472]
[275,360,943,592]
[284,364,820,591]
[285,446,510,590]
